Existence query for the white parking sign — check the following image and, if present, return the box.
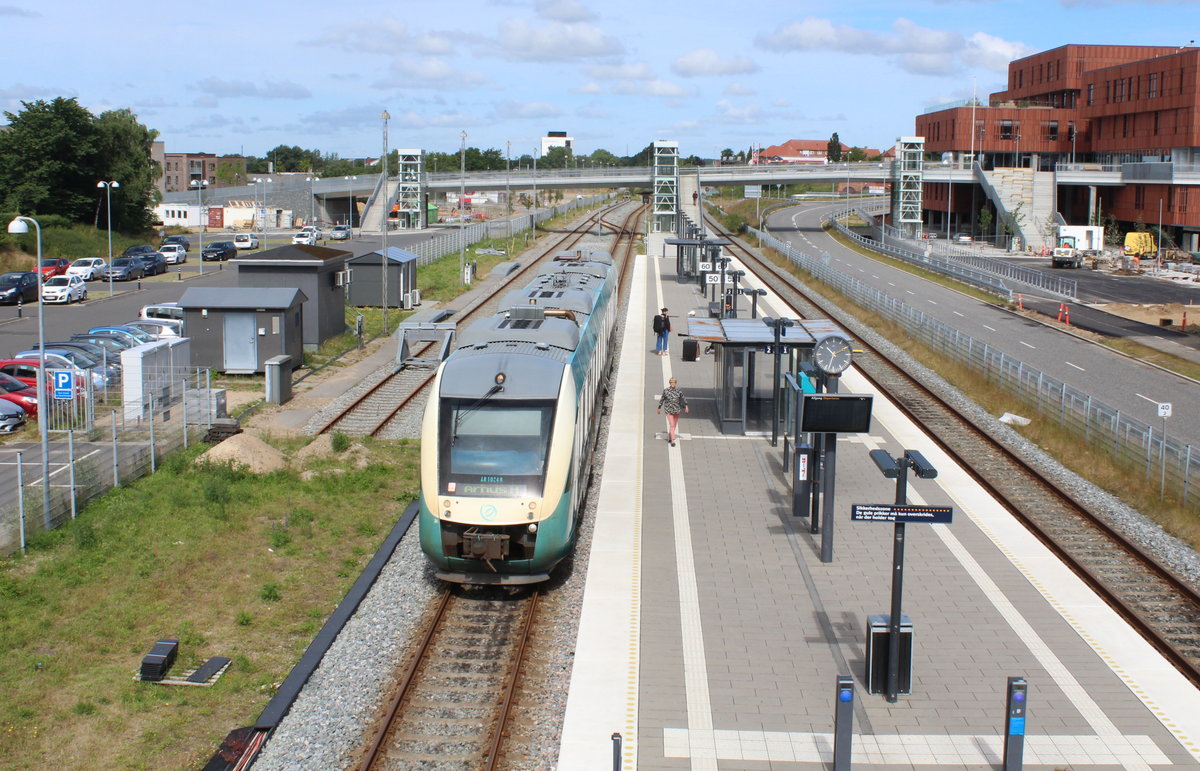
[52,370,73,399]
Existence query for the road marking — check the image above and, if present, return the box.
[1135,392,1160,405]
[953,311,964,317]
[1020,341,1036,349]
[1066,361,1085,371]
[927,299,938,305]
[982,324,996,332]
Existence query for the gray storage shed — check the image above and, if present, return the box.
[178,287,306,374]
[233,244,351,350]
[346,247,419,308]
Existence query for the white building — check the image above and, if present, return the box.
[540,131,573,157]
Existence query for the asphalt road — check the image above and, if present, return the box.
[766,202,1200,449]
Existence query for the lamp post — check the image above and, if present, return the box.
[190,179,208,276]
[7,216,51,524]
[97,180,119,296]
[381,110,390,335]
[459,130,467,285]
[533,147,539,226]
[252,177,272,238]
[344,175,358,229]
[505,140,512,220]
[311,175,321,225]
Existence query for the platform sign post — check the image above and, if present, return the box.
[861,449,946,703]
[1003,677,1028,771]
[1159,402,1172,499]
[833,675,854,771]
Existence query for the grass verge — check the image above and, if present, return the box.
[0,438,421,770]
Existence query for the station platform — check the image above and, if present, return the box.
[557,232,1200,769]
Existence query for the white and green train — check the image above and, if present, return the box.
[419,250,618,584]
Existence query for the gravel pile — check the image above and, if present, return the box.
[251,227,623,770]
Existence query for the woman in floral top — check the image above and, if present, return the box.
[656,378,689,447]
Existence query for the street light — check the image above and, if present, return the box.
[252,177,272,237]
[96,180,119,296]
[459,130,467,285]
[190,179,208,276]
[305,176,320,225]
[7,216,51,524]
[381,110,390,335]
[343,175,358,229]
[532,147,539,226]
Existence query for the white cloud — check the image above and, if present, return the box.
[755,16,1026,75]
[585,62,654,81]
[194,78,311,99]
[724,82,756,96]
[612,79,693,98]
[381,58,489,90]
[495,19,622,62]
[494,99,562,119]
[672,48,758,77]
[535,0,594,22]
[713,100,763,125]
[573,82,604,94]
[0,5,38,16]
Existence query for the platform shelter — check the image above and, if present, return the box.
[663,235,729,280]
[685,316,843,435]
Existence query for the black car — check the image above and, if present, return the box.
[140,252,168,275]
[0,272,40,305]
[160,235,190,249]
[105,257,147,281]
[202,241,238,261]
[121,245,158,258]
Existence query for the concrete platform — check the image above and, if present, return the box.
[558,232,1200,769]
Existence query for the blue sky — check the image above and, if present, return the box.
[1,0,1195,161]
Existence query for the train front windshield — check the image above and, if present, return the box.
[441,400,555,497]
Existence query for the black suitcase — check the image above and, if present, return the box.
[682,339,699,362]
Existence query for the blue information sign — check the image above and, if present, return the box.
[52,370,74,400]
[851,504,953,524]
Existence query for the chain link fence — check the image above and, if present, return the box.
[0,366,220,555]
[751,223,1198,507]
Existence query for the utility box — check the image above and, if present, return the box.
[865,613,913,695]
[264,355,293,404]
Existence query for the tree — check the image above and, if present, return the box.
[978,206,993,238]
[0,97,100,220]
[846,146,868,162]
[827,132,843,163]
[94,108,160,231]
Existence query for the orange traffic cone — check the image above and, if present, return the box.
[1017,293,1024,310]
[1057,303,1065,322]
[1063,305,1070,325]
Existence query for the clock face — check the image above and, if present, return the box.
[813,335,853,374]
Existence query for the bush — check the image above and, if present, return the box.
[331,432,351,453]
[259,583,281,603]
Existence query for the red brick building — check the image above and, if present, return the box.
[916,44,1200,251]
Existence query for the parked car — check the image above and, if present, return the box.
[0,272,40,305]
[292,231,317,246]
[122,245,158,258]
[140,252,168,275]
[67,257,107,280]
[123,319,184,340]
[87,325,156,347]
[0,398,27,433]
[40,274,87,304]
[43,341,121,375]
[329,225,351,241]
[0,371,39,416]
[140,302,183,322]
[202,241,238,261]
[953,233,973,243]
[2,355,94,393]
[104,257,147,281]
[69,333,135,358]
[38,258,71,279]
[159,244,187,264]
[161,235,190,250]
[16,349,111,389]
[234,233,260,250]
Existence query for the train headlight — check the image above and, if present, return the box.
[443,500,451,509]
[528,501,537,509]
[527,523,538,534]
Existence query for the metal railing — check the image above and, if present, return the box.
[0,367,220,555]
[751,225,1198,507]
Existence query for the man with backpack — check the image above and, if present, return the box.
[652,307,671,356]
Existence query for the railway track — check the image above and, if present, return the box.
[357,588,540,771]
[319,202,646,438]
[713,215,1200,685]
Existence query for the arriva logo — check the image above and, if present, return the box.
[480,504,498,521]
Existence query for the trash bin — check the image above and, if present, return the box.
[865,613,913,694]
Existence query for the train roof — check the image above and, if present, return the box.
[440,345,567,400]
[537,262,611,281]
[456,312,581,351]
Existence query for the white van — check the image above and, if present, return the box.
[139,303,183,322]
